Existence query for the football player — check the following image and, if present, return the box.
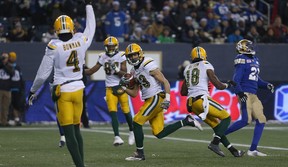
[181,46,245,157]
[225,39,274,156]
[121,43,203,161]
[85,36,135,146]
[28,0,95,167]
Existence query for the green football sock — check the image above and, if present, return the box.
[124,112,133,131]
[62,125,84,167]
[110,112,119,136]
[213,116,231,137]
[156,121,182,139]
[220,135,231,147]
[74,124,83,160]
[133,122,144,148]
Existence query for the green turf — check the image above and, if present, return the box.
[0,123,287,167]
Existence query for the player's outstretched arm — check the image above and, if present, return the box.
[83,0,96,46]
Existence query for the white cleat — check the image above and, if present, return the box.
[185,114,203,131]
[247,150,267,157]
[113,136,124,146]
[128,131,135,145]
[59,135,66,148]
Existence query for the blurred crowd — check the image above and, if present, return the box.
[0,0,288,44]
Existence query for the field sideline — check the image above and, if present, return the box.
[0,124,288,167]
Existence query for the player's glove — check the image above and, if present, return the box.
[119,76,130,87]
[236,92,248,103]
[84,0,92,5]
[111,62,120,73]
[267,83,274,93]
[28,91,37,106]
[226,80,237,88]
[161,100,170,110]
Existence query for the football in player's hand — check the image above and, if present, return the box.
[122,73,136,89]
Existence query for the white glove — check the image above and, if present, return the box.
[28,92,37,106]
[111,62,120,73]
[267,83,274,93]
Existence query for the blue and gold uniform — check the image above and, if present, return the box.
[225,39,274,157]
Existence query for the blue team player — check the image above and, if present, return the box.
[104,1,129,42]
[225,39,274,156]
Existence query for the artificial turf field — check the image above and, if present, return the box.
[0,123,287,167]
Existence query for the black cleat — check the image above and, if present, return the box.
[184,114,203,131]
[208,143,225,157]
[231,150,245,157]
[125,151,145,161]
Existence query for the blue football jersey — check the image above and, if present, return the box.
[233,54,268,94]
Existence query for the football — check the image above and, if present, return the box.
[123,73,136,88]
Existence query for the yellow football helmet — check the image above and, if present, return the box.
[191,46,207,61]
[54,15,75,35]
[104,36,119,56]
[236,39,255,55]
[125,43,144,66]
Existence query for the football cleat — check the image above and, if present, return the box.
[125,151,145,161]
[59,135,66,148]
[247,150,267,157]
[128,131,135,145]
[231,150,245,157]
[184,114,203,131]
[208,143,225,157]
[113,136,124,146]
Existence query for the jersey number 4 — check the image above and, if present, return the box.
[66,50,80,72]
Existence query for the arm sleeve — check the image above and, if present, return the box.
[257,77,269,89]
[30,47,54,93]
[83,5,96,47]
[233,64,244,93]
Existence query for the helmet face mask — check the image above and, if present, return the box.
[104,36,119,57]
[236,39,255,55]
[54,15,75,36]
[125,43,144,66]
[191,46,207,61]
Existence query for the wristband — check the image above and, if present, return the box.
[165,93,170,101]
[224,83,228,88]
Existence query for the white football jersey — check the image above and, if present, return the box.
[30,5,95,93]
[183,60,214,98]
[97,51,126,87]
[130,57,162,99]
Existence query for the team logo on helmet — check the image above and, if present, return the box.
[236,39,255,55]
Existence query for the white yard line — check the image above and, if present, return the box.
[2,127,288,151]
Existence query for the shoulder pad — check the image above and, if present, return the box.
[47,41,57,50]
[119,51,125,57]
[234,58,246,65]
[143,59,154,67]
[203,61,210,64]
[98,52,106,57]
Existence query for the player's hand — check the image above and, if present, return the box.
[160,100,170,110]
[226,80,237,88]
[28,91,37,106]
[236,92,248,103]
[84,0,92,5]
[111,62,120,73]
[267,83,274,93]
[119,76,130,87]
